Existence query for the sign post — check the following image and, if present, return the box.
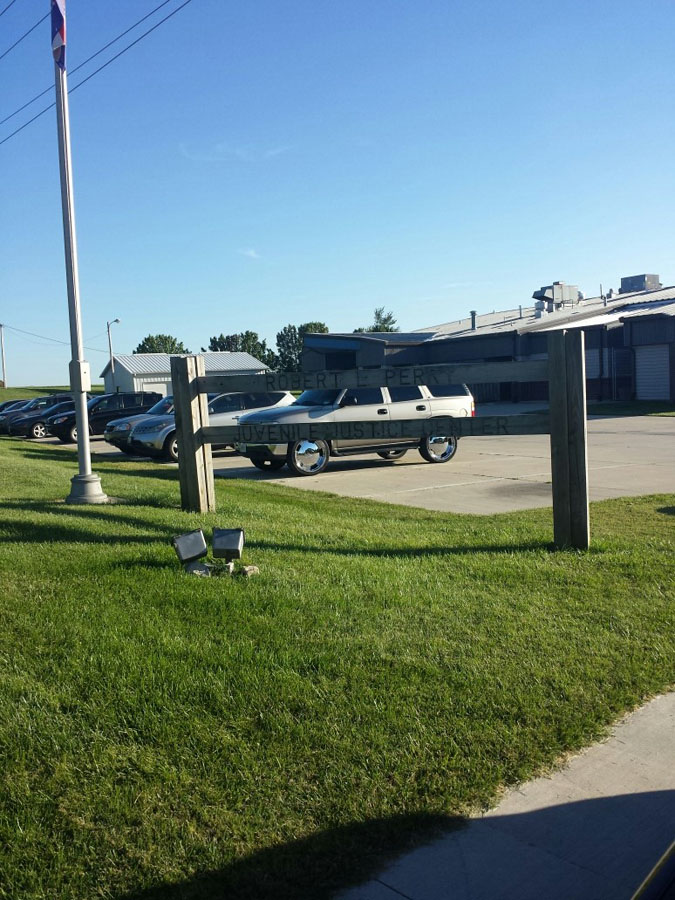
[52,0,107,504]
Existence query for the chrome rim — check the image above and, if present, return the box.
[33,423,46,438]
[426,435,457,461]
[170,439,178,460]
[292,440,327,473]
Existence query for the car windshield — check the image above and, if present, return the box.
[293,389,341,407]
[147,396,173,415]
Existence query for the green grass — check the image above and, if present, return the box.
[0,385,105,403]
[0,439,674,899]
[587,400,675,417]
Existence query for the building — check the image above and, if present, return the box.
[99,351,269,396]
[301,280,675,402]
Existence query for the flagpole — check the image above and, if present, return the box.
[52,1,107,504]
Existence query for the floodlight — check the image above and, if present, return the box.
[172,529,208,564]
[212,528,245,561]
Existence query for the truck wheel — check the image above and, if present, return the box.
[419,435,458,463]
[251,458,286,472]
[377,449,407,460]
[286,440,329,476]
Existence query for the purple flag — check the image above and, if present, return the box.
[51,0,65,69]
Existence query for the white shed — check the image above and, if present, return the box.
[99,352,269,395]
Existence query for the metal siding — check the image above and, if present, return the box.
[585,349,600,379]
[635,345,670,399]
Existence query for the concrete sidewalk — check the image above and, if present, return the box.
[337,693,675,900]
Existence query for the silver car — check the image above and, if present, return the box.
[235,384,475,475]
[130,390,295,462]
[104,395,175,454]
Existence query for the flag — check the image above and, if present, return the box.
[51,0,65,70]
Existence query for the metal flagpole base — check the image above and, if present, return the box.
[65,473,109,505]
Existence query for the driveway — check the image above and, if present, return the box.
[208,414,675,514]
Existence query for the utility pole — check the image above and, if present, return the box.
[0,324,6,388]
[52,0,107,504]
[107,318,120,391]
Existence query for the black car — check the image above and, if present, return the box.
[0,393,72,435]
[48,392,163,443]
[9,400,75,439]
[0,399,29,414]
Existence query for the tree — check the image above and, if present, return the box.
[354,307,399,333]
[134,334,189,354]
[206,331,278,369]
[276,321,329,372]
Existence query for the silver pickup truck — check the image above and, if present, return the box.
[235,383,475,475]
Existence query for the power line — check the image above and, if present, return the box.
[0,0,19,20]
[69,0,194,96]
[0,0,194,147]
[3,323,107,354]
[1,0,176,126]
[0,10,49,63]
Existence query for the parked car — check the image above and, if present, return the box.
[0,399,29,414]
[130,391,295,462]
[0,393,72,435]
[8,399,75,438]
[103,395,175,454]
[48,392,162,443]
[235,384,475,475]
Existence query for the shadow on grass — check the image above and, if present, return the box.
[120,812,460,900]
[0,500,182,544]
[658,506,675,516]
[251,538,555,556]
[0,500,558,556]
[118,792,675,900]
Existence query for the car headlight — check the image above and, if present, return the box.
[52,416,68,424]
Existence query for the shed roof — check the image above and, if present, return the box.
[100,351,268,379]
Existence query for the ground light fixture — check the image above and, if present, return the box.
[212,528,245,561]
[171,528,254,577]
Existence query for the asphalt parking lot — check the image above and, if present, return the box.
[73,411,675,515]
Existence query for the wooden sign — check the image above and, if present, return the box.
[201,413,550,446]
[196,359,549,395]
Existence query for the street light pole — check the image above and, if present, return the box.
[52,1,107,504]
[0,324,6,388]
[107,318,120,391]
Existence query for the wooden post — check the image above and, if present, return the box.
[548,331,589,549]
[565,330,590,549]
[548,331,571,548]
[171,355,215,513]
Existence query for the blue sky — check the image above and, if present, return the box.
[1,0,674,385]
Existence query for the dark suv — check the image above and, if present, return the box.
[0,393,72,435]
[48,392,162,443]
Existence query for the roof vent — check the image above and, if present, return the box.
[470,310,477,330]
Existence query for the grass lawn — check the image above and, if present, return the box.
[0,438,673,899]
[587,400,675,417]
[0,385,106,403]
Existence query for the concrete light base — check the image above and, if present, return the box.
[65,473,109,505]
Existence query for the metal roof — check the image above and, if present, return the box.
[99,351,268,379]
[416,286,675,340]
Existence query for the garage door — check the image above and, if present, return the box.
[635,345,670,400]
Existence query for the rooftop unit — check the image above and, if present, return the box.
[532,281,580,317]
[619,274,662,294]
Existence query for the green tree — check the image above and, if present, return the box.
[276,321,329,372]
[354,307,399,333]
[134,334,189,354]
[206,331,278,369]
